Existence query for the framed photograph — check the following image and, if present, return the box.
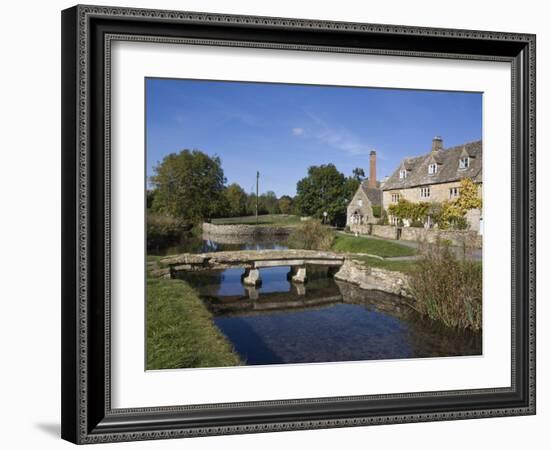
[61,4,536,444]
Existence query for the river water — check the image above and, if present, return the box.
[161,233,482,366]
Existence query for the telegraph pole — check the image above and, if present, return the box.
[256,171,259,225]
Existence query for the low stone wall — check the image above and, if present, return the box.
[334,259,411,298]
[399,227,482,248]
[352,223,482,248]
[349,223,370,235]
[202,222,294,237]
[370,224,398,240]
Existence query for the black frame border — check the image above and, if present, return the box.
[61,4,536,444]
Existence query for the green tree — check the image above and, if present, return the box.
[295,164,350,226]
[261,191,280,214]
[224,183,248,217]
[352,167,366,181]
[146,189,156,210]
[278,195,293,214]
[150,149,227,222]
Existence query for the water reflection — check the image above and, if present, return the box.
[177,264,482,366]
[161,234,481,365]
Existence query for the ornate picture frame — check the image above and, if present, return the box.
[61,4,536,444]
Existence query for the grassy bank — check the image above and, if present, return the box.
[211,214,300,226]
[147,273,241,370]
[332,234,416,258]
[352,255,419,273]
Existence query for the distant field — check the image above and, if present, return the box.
[332,234,416,258]
[211,214,301,226]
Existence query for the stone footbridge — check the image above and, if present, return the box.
[160,250,346,286]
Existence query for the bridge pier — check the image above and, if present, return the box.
[288,266,307,283]
[242,268,262,287]
[244,285,260,300]
[294,283,306,296]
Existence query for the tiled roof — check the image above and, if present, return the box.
[383,140,482,190]
[360,183,382,206]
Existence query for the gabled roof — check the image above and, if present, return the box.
[359,183,382,206]
[383,140,482,191]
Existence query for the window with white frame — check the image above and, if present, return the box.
[399,169,407,179]
[459,157,470,169]
[449,187,460,198]
[420,187,430,198]
[428,163,437,175]
[357,199,363,207]
[391,193,400,203]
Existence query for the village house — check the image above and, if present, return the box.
[382,136,482,231]
[346,150,383,226]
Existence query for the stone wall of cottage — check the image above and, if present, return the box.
[383,180,465,209]
[346,188,375,226]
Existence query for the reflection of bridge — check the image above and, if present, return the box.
[204,280,410,319]
[161,250,346,286]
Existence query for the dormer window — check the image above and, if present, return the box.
[428,163,437,175]
[459,157,470,169]
[399,169,407,179]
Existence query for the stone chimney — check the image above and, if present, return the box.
[369,150,377,189]
[432,136,443,152]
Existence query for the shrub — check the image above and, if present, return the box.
[379,209,389,225]
[287,220,335,251]
[147,213,188,250]
[407,239,482,331]
[371,205,382,218]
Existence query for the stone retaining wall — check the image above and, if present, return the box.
[202,222,294,236]
[370,224,398,240]
[334,259,411,298]
[350,223,481,248]
[399,226,482,248]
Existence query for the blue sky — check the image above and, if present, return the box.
[146,78,482,196]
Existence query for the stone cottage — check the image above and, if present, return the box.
[346,151,382,226]
[382,137,482,231]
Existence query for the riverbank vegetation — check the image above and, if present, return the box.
[407,240,482,331]
[147,266,241,369]
[287,220,335,251]
[147,213,190,250]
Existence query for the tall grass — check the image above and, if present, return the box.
[287,220,335,251]
[408,240,482,331]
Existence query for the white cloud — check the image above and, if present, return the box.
[304,112,372,156]
[292,127,304,136]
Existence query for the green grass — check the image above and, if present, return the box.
[351,256,419,273]
[332,234,416,258]
[211,214,301,226]
[147,276,241,370]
